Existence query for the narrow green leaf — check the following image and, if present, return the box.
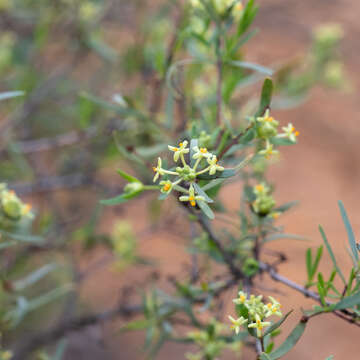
[237,0,259,37]
[197,168,236,180]
[0,230,44,244]
[263,233,308,243]
[227,61,273,76]
[197,200,215,220]
[333,289,360,310]
[201,178,226,191]
[0,91,25,101]
[312,246,324,280]
[260,352,272,360]
[306,248,312,282]
[100,191,142,206]
[338,200,359,264]
[266,321,307,359]
[255,78,273,117]
[263,310,293,337]
[319,225,346,285]
[273,201,298,213]
[52,339,68,360]
[121,319,150,332]
[271,137,296,146]
[117,169,140,183]
[193,183,214,203]
[190,139,198,167]
[14,263,58,291]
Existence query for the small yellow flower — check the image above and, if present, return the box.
[152,157,165,182]
[258,141,279,160]
[192,146,212,160]
[257,109,279,126]
[207,155,224,175]
[281,123,299,143]
[248,314,271,337]
[253,183,270,196]
[168,140,190,162]
[179,184,205,207]
[228,315,247,334]
[233,290,247,305]
[265,296,283,317]
[160,180,172,194]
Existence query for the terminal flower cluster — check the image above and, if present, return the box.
[229,291,282,337]
[254,110,299,160]
[152,140,224,207]
[252,183,279,218]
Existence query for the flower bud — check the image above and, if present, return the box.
[124,182,144,194]
[242,258,259,277]
[2,197,21,220]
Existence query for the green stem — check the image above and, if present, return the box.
[144,185,160,191]
[173,185,189,193]
[180,153,187,167]
[193,157,202,171]
[163,170,178,176]
[195,166,210,176]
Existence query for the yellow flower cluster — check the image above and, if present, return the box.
[152,140,224,208]
[229,291,282,337]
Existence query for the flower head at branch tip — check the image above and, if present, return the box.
[281,123,300,143]
[207,155,224,175]
[168,140,189,162]
[160,180,172,194]
[192,146,212,160]
[228,315,247,334]
[258,141,279,160]
[152,157,165,182]
[179,184,205,207]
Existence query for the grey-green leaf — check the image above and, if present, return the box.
[338,200,359,264]
[193,183,213,203]
[0,91,25,101]
[197,200,215,220]
[255,78,273,117]
[333,289,360,310]
[319,225,346,285]
[263,310,293,337]
[228,61,273,76]
[264,321,307,360]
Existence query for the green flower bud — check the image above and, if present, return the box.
[252,195,276,216]
[198,131,212,148]
[257,122,278,139]
[176,165,196,181]
[314,23,343,48]
[2,198,21,220]
[324,61,344,87]
[242,258,259,277]
[124,182,144,194]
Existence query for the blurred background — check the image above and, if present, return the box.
[0,0,359,359]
